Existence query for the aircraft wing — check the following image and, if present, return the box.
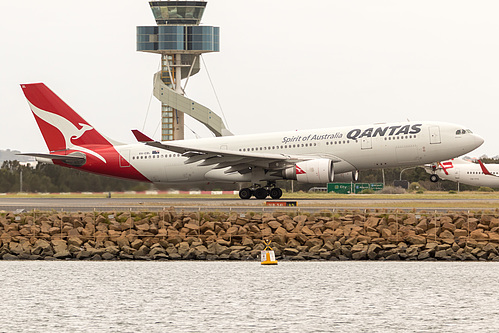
[145,141,344,173]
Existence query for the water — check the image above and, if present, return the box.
[0,261,498,333]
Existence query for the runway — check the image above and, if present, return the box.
[1,196,498,213]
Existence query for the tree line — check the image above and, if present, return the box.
[0,161,148,193]
[1,158,497,193]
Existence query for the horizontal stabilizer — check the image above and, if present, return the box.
[18,152,86,166]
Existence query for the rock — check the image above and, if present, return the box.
[225,226,238,235]
[184,223,199,231]
[300,226,315,236]
[283,248,299,256]
[54,250,72,259]
[67,237,83,247]
[487,232,499,243]
[149,247,166,256]
[130,239,143,250]
[470,230,488,240]
[365,217,380,229]
[367,244,381,259]
[295,233,308,244]
[101,252,115,260]
[381,228,392,239]
[417,251,432,260]
[293,215,308,225]
[8,242,23,255]
[267,220,282,230]
[351,243,367,252]
[385,253,400,260]
[52,239,67,254]
[2,253,18,260]
[352,251,367,260]
[439,230,454,240]
[207,242,230,256]
[341,246,352,259]
[177,242,190,257]
[105,246,120,256]
[153,253,169,260]
[134,245,150,257]
[275,227,287,235]
[76,250,91,259]
[32,239,53,257]
[304,238,323,248]
[435,250,450,260]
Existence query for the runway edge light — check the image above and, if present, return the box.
[261,240,278,265]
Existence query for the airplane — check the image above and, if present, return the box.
[19,83,484,199]
[425,158,499,188]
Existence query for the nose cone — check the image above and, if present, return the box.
[473,134,485,148]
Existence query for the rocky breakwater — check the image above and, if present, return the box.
[1,210,499,261]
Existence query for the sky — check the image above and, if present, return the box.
[1,0,499,158]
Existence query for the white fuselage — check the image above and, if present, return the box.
[112,121,483,184]
[425,159,499,188]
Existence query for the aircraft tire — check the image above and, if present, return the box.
[269,187,283,199]
[254,188,269,199]
[430,174,439,183]
[239,188,252,200]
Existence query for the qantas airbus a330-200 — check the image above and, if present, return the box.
[20,83,484,199]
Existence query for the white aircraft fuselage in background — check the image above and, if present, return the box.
[425,159,499,188]
[21,83,484,199]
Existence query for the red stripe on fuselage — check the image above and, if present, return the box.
[54,147,150,182]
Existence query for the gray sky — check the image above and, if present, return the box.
[1,0,498,158]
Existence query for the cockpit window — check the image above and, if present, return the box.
[466,129,473,134]
[456,130,462,135]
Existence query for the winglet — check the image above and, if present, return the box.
[478,160,494,176]
[132,129,154,142]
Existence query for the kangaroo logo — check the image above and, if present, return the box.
[28,101,107,163]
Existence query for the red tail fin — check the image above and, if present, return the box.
[132,129,154,142]
[478,160,494,176]
[21,83,113,152]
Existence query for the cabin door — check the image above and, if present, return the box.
[119,150,130,167]
[361,137,372,150]
[429,126,441,144]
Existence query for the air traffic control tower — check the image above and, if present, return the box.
[137,1,229,141]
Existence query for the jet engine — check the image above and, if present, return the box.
[283,159,333,183]
[333,170,359,183]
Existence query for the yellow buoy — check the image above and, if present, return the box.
[261,240,278,265]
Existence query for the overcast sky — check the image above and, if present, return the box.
[1,0,498,158]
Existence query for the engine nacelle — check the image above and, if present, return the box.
[283,159,333,183]
[333,170,359,183]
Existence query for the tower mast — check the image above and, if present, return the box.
[137,1,220,141]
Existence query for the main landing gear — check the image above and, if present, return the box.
[429,174,440,182]
[239,182,283,200]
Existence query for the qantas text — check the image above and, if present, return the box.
[281,124,422,144]
[346,124,422,140]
